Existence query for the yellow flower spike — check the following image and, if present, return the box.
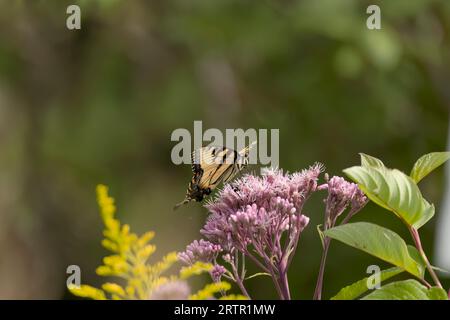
[105,219,120,235]
[128,278,142,289]
[102,204,115,217]
[137,244,156,261]
[137,231,155,247]
[96,185,116,218]
[71,185,242,300]
[189,282,231,300]
[150,276,170,290]
[102,230,112,239]
[69,285,107,300]
[132,264,147,277]
[101,239,118,252]
[121,224,130,236]
[164,252,178,263]
[220,294,248,300]
[179,261,213,280]
[149,277,174,295]
[102,283,126,297]
[154,252,178,272]
[125,285,136,298]
[129,233,138,243]
[96,184,108,200]
[96,265,114,276]
[103,255,125,268]
[128,278,146,299]
[116,262,129,274]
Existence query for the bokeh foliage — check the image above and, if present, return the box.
[0,0,449,298]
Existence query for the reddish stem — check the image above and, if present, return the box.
[409,227,443,289]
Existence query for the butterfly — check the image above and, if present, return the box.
[174,141,256,210]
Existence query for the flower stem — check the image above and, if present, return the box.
[230,259,251,299]
[313,237,331,300]
[268,266,285,299]
[235,276,251,299]
[409,227,443,289]
[278,267,291,300]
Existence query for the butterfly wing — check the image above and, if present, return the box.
[174,142,256,210]
[197,147,237,189]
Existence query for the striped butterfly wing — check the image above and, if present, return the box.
[197,146,238,190]
[174,143,254,210]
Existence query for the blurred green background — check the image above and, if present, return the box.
[0,0,449,299]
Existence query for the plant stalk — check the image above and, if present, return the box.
[313,236,331,300]
[278,260,291,300]
[231,263,251,299]
[235,276,251,299]
[409,227,443,289]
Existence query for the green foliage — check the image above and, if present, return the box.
[331,152,450,300]
[359,153,386,170]
[324,222,424,278]
[344,164,434,229]
[362,280,448,300]
[331,267,403,300]
[346,152,450,229]
[410,152,450,183]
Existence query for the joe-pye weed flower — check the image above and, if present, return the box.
[313,174,368,300]
[180,165,323,299]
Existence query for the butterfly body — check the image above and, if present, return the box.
[174,142,255,209]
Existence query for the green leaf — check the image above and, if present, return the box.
[410,152,450,183]
[360,153,386,169]
[427,287,450,300]
[362,280,448,300]
[244,272,270,280]
[317,224,325,248]
[407,245,425,267]
[331,267,403,300]
[344,165,434,229]
[324,222,425,278]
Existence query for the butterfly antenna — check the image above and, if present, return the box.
[240,140,258,155]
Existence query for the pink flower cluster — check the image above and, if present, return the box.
[177,239,222,265]
[318,175,368,227]
[178,165,367,300]
[201,166,322,255]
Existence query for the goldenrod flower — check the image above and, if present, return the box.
[69,185,245,300]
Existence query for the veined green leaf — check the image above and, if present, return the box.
[360,153,386,170]
[331,267,403,300]
[362,280,448,300]
[344,166,434,229]
[410,152,450,183]
[324,222,425,278]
